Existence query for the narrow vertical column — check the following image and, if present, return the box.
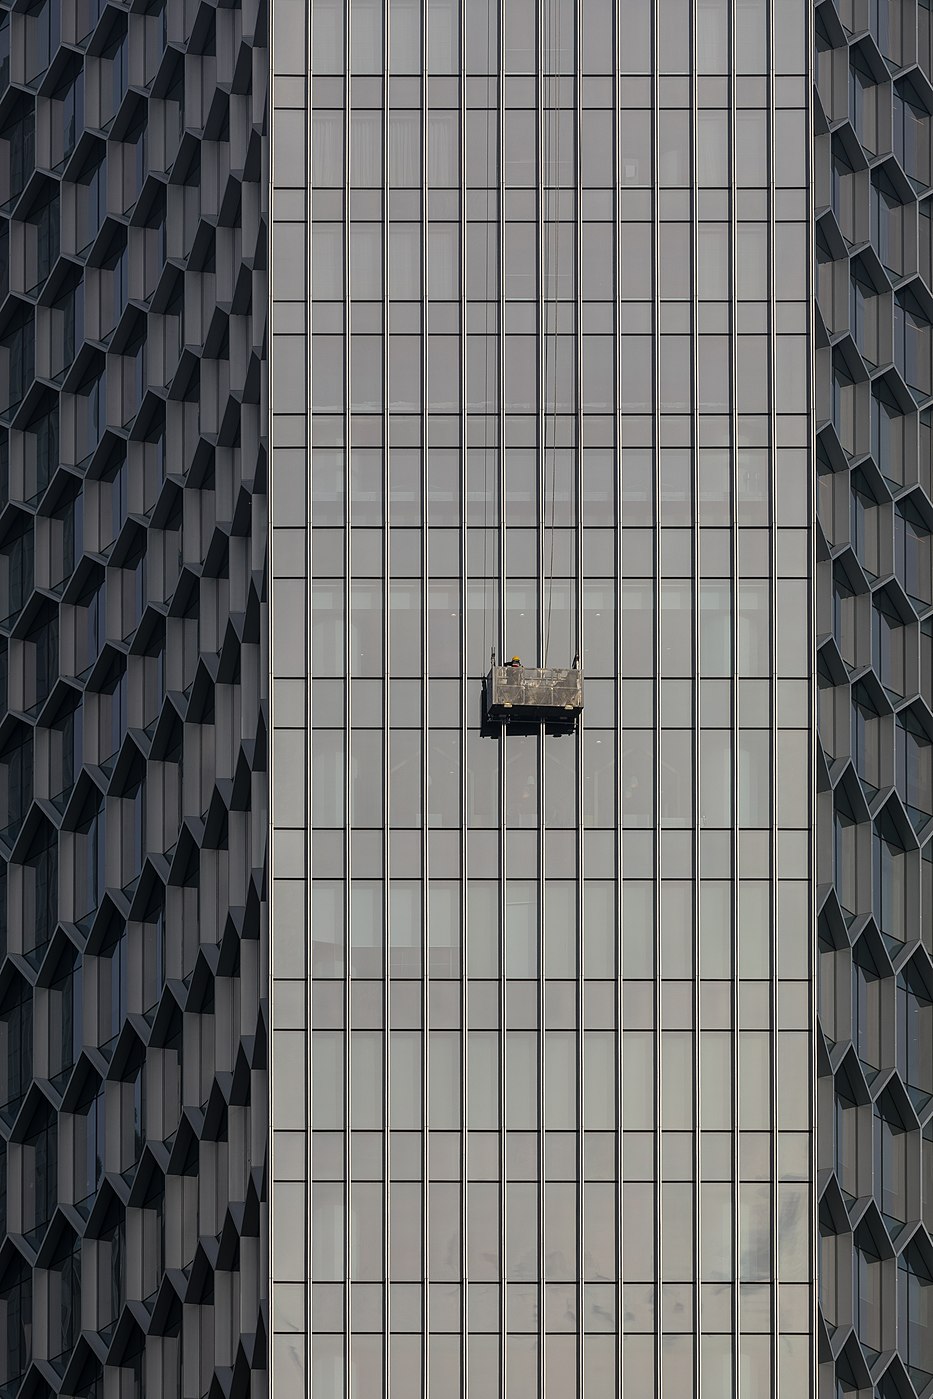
[269,2,312,1395]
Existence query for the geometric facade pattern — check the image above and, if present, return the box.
[815,2,933,1393]
[299,2,814,1396]
[0,3,268,1396]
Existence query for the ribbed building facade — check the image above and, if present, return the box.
[0,3,269,1396]
[3,2,933,1399]
[814,2,933,1395]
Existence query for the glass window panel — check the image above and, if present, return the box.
[427,0,457,70]
[700,1032,732,1129]
[314,224,344,298]
[387,114,420,188]
[661,1181,694,1278]
[351,224,383,298]
[661,1033,694,1129]
[313,113,344,186]
[389,0,420,70]
[350,0,383,70]
[350,113,383,186]
[313,0,344,72]
[623,1031,654,1129]
[658,110,690,186]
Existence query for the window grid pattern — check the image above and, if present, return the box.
[269,0,312,1394]
[0,3,269,1397]
[815,1,933,1395]
[301,0,814,1396]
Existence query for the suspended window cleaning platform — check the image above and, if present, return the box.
[485,661,583,727]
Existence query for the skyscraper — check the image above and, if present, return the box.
[2,1,933,1398]
[815,4,933,1395]
[275,0,815,1395]
[0,3,268,1395]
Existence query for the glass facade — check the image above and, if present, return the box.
[0,2,269,1396]
[271,0,816,1396]
[815,2,933,1395]
[13,0,917,1395]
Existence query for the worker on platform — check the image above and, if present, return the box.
[510,656,522,668]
